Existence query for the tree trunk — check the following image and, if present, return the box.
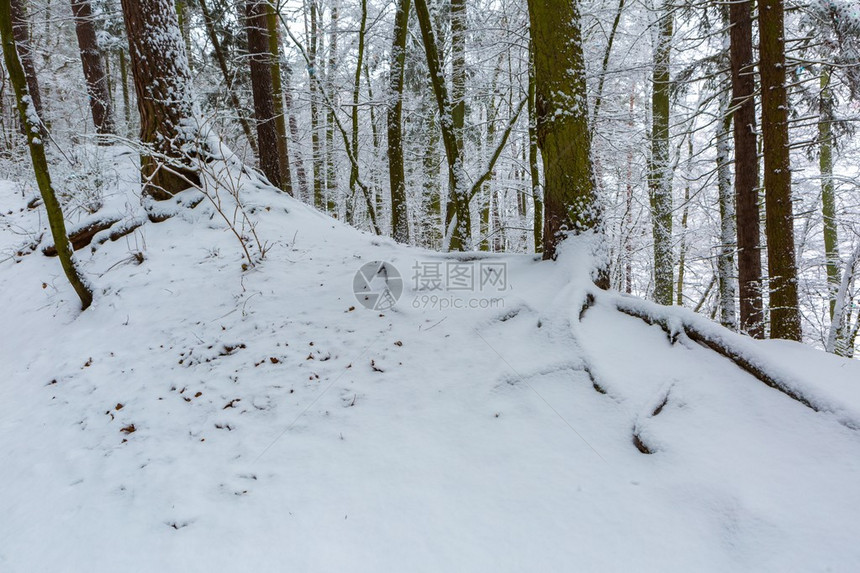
[266,4,292,194]
[479,96,497,252]
[676,138,691,306]
[245,0,283,189]
[387,0,410,243]
[308,0,324,209]
[527,0,600,262]
[325,0,339,214]
[365,62,384,219]
[176,0,193,67]
[413,0,471,250]
[449,0,466,237]
[827,242,859,356]
[717,89,738,329]
[424,111,442,249]
[760,0,801,341]
[648,2,673,304]
[819,67,839,319]
[119,47,131,128]
[9,0,43,124]
[347,0,367,224]
[527,44,542,254]
[70,0,116,137]
[1,0,93,309]
[730,0,764,337]
[283,63,309,201]
[120,0,200,199]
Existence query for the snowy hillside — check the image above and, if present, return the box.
[2,151,860,572]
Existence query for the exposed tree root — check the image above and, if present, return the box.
[632,430,654,454]
[613,299,818,412]
[42,216,122,256]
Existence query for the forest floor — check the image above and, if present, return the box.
[2,147,860,571]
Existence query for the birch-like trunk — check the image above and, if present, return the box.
[717,89,738,329]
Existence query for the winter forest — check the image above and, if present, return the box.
[3,0,860,570]
[0,0,857,349]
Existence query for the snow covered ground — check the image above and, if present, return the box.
[2,150,860,572]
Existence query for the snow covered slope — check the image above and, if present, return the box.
[2,156,860,572]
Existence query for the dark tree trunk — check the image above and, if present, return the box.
[71,0,116,137]
[120,0,200,199]
[266,5,292,195]
[730,0,764,338]
[9,0,43,124]
[245,0,282,189]
[387,0,410,243]
[760,0,801,340]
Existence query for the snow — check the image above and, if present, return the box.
[2,148,860,571]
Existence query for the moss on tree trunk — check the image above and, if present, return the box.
[1,0,93,310]
[527,0,600,261]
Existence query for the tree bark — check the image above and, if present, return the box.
[175,0,193,70]
[413,0,471,250]
[760,0,801,340]
[9,0,43,124]
[120,0,200,199]
[717,89,738,329]
[119,47,130,128]
[449,0,466,236]
[70,0,116,137]
[347,0,368,224]
[649,1,673,304]
[266,4,292,194]
[527,41,542,255]
[308,0,324,209]
[730,0,764,337]
[527,0,601,262]
[325,0,339,213]
[1,0,93,309]
[387,0,410,243]
[819,67,839,319]
[245,0,283,189]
